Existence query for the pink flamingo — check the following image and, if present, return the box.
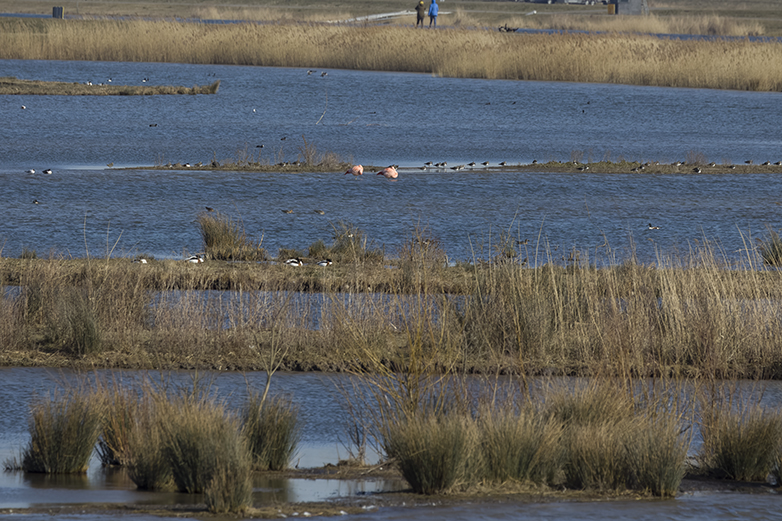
[377,166,398,179]
[345,164,364,176]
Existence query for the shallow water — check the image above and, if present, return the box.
[1,60,782,262]
[1,369,782,517]
[3,58,782,518]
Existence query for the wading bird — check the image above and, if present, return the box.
[377,166,398,179]
[344,165,364,176]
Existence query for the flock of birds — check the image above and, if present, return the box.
[132,253,335,267]
[342,161,515,178]
[344,164,398,179]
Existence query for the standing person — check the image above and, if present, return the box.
[415,0,426,28]
[428,0,439,28]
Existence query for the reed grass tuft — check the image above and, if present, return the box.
[22,389,104,474]
[698,390,782,481]
[196,211,266,261]
[479,406,563,485]
[160,393,247,495]
[96,385,136,466]
[125,394,173,490]
[625,414,688,497]
[384,413,477,494]
[758,228,782,266]
[242,393,300,471]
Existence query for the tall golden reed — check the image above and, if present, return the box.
[1,18,782,91]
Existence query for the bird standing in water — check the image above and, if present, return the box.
[344,165,364,176]
[377,166,398,179]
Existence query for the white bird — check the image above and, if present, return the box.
[21,105,26,109]
[285,258,304,267]
[134,258,148,264]
[317,259,333,267]
[186,254,206,263]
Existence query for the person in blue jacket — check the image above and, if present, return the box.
[428,0,439,28]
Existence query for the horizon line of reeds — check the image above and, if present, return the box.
[1,18,782,91]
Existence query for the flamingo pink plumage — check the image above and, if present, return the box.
[377,166,398,179]
[345,165,364,176]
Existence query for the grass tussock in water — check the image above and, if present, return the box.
[196,211,267,261]
[1,18,782,91]
[696,385,782,481]
[20,389,104,474]
[242,393,300,471]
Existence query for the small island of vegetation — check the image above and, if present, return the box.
[0,76,220,95]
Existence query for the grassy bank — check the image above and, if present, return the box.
[0,0,780,36]
[4,227,782,378]
[2,18,782,91]
[0,76,220,95]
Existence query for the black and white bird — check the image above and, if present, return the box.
[285,258,304,267]
[317,259,333,267]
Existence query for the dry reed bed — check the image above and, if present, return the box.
[2,18,782,91]
[4,244,782,378]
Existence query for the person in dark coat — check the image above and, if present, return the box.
[428,0,439,28]
[414,0,426,27]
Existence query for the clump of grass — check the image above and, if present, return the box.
[125,394,172,491]
[384,413,477,494]
[547,381,634,428]
[397,223,448,291]
[562,420,631,491]
[19,247,37,259]
[196,211,266,261]
[96,385,137,466]
[626,414,688,497]
[757,228,782,266]
[47,288,102,356]
[21,389,104,474]
[328,221,384,264]
[159,391,252,507]
[697,389,782,481]
[479,406,562,485]
[203,441,253,514]
[242,394,300,471]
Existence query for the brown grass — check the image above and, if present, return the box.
[0,76,219,95]
[1,18,782,91]
[4,231,782,378]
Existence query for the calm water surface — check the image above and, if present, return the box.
[3,60,782,518]
[1,60,782,261]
